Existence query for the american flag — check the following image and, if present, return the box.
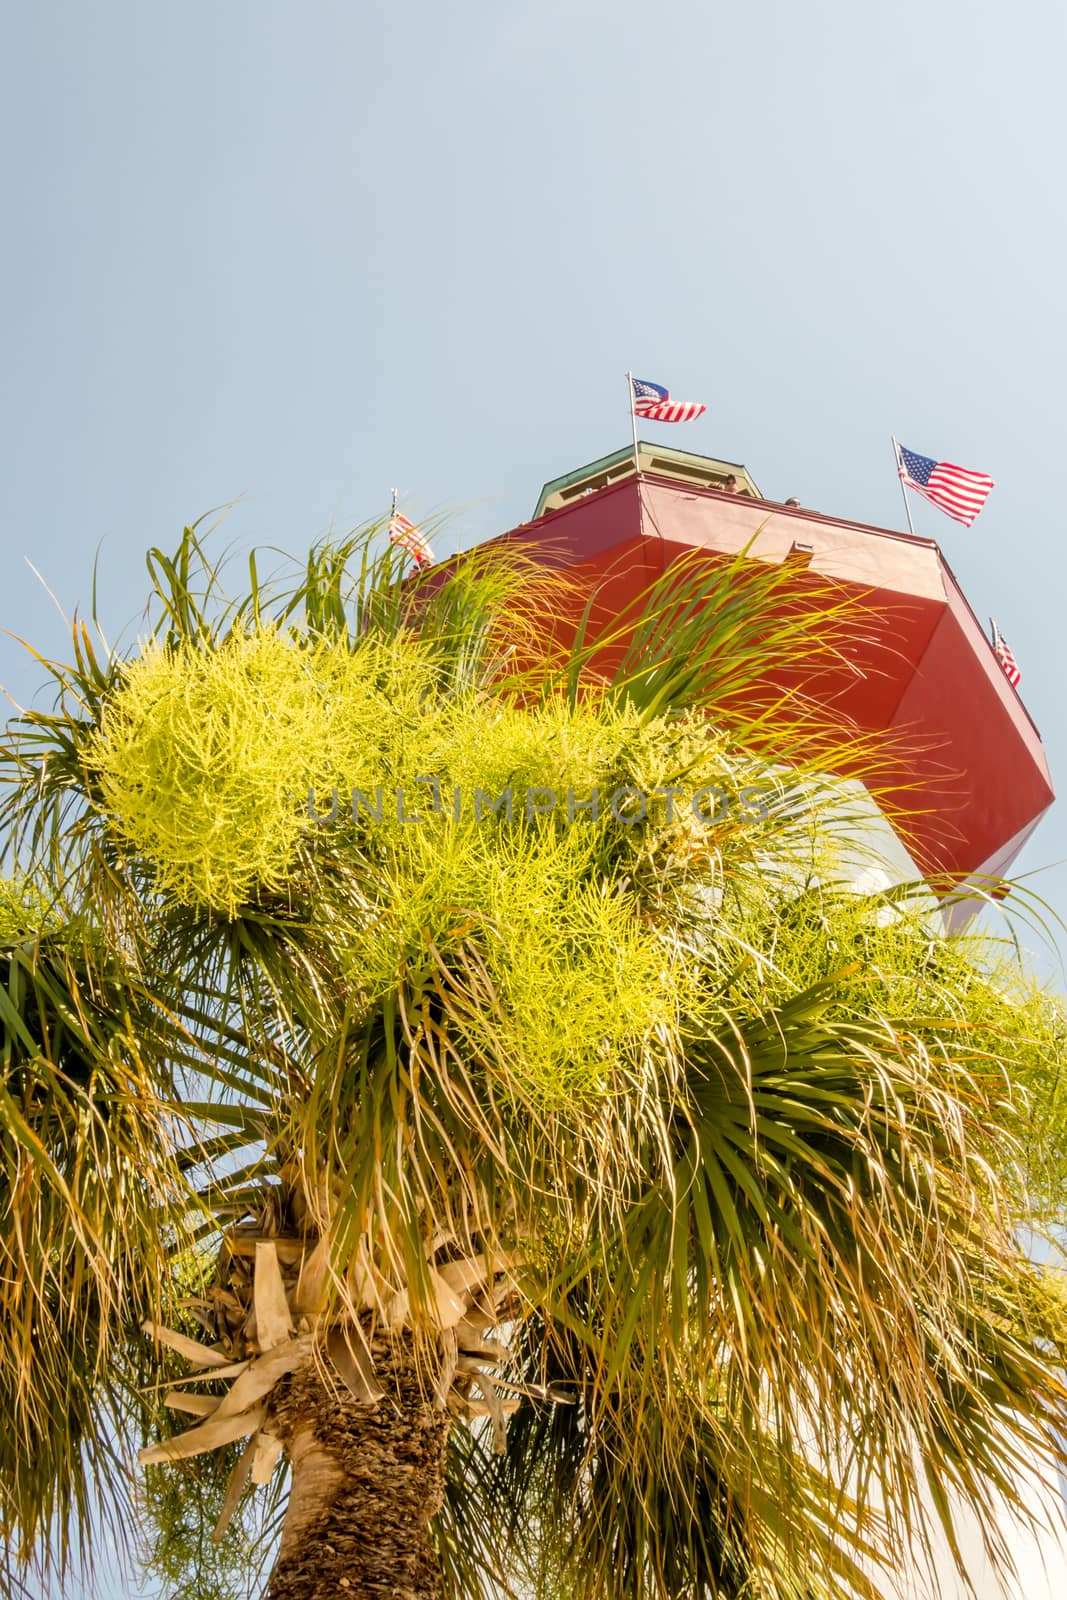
[897,442,994,527]
[388,511,434,567]
[631,377,706,424]
[990,619,1021,688]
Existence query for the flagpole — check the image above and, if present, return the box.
[891,436,916,536]
[626,372,640,477]
[390,487,397,522]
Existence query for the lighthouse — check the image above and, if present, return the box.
[495,439,1053,921]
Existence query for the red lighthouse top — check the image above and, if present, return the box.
[496,442,1053,900]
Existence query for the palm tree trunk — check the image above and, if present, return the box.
[266,1339,451,1600]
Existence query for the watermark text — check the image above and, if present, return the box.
[307,779,771,828]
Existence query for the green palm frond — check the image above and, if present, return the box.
[0,880,204,1592]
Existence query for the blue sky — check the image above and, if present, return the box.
[5,2,1067,1593]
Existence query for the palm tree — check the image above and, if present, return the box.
[2,524,1066,1600]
